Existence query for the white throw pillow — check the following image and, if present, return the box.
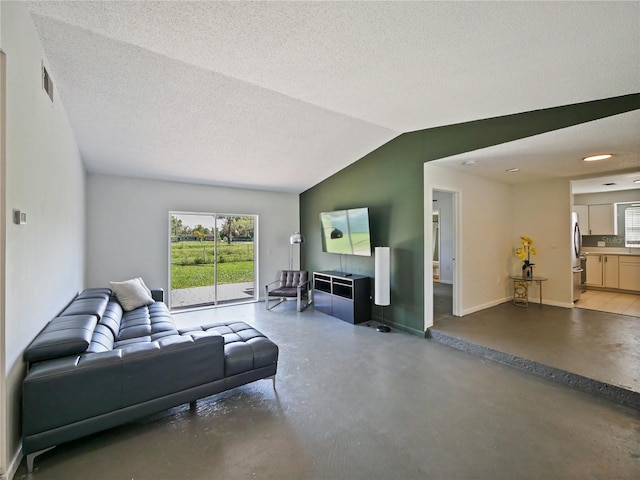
[109,278,154,312]
[135,277,153,298]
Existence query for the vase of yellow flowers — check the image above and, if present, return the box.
[516,235,536,278]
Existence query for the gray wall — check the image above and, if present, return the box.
[1,2,86,474]
[86,174,299,302]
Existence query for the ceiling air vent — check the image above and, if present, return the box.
[42,63,53,102]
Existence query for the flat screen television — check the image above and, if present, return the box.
[319,207,372,256]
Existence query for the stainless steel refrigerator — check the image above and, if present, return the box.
[572,211,584,302]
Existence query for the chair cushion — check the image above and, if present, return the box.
[269,287,299,297]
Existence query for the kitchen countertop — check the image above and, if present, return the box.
[582,247,640,256]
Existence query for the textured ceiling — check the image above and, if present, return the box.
[26,1,640,193]
[434,109,640,194]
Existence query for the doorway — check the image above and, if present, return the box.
[425,189,460,324]
[169,212,257,310]
[432,191,455,321]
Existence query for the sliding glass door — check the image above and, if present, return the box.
[169,212,257,310]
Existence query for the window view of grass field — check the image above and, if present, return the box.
[171,242,254,289]
[170,213,256,308]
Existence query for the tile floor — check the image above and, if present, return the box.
[575,289,640,316]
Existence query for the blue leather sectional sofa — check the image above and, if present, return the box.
[22,287,278,472]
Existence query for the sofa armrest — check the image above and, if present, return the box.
[297,279,310,292]
[151,288,164,303]
[22,352,124,438]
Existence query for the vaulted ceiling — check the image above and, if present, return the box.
[26,1,640,193]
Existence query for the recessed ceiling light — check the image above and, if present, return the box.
[505,168,519,173]
[462,160,476,166]
[634,179,640,184]
[583,154,612,162]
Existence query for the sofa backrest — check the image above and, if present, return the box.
[60,288,112,321]
[24,315,98,363]
[25,288,176,363]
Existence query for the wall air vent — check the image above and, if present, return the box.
[42,63,53,102]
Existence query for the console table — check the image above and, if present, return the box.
[509,275,548,307]
[313,271,371,324]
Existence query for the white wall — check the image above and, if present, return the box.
[1,3,86,476]
[86,174,299,301]
[424,163,513,328]
[511,179,573,307]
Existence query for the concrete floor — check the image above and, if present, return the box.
[430,282,640,407]
[15,301,640,479]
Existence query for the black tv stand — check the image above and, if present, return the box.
[313,271,371,324]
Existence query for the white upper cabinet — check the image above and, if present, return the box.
[588,204,616,235]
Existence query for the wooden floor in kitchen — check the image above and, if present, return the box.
[575,289,640,316]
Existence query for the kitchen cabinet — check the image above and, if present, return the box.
[588,204,616,235]
[585,255,603,286]
[585,254,619,288]
[619,256,640,291]
[603,255,619,288]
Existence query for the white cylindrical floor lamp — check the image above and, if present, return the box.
[375,247,391,333]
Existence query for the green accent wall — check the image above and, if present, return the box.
[300,94,640,335]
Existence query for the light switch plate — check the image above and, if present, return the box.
[13,210,26,225]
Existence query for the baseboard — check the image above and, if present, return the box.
[369,314,424,337]
[4,445,22,480]
[546,299,574,308]
[506,296,574,309]
[461,297,510,316]
[386,321,424,337]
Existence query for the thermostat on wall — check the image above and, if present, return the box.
[13,210,27,225]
